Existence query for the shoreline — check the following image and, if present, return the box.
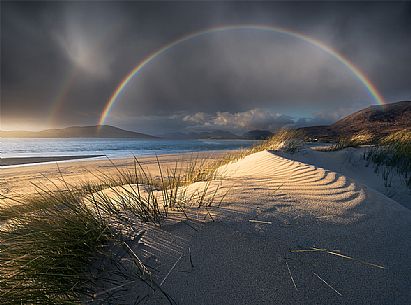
[0,155,105,167]
[0,148,240,167]
[0,151,226,199]
[2,148,411,303]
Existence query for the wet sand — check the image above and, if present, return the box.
[0,155,104,166]
[0,151,224,200]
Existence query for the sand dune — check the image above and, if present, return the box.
[5,149,409,304]
[217,151,369,224]
[110,150,411,305]
[278,147,411,209]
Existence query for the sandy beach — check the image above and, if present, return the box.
[0,155,104,166]
[3,1,411,302]
[1,146,410,304]
[65,148,410,304]
[0,152,224,200]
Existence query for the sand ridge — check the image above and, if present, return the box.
[9,150,407,304]
[218,150,368,224]
[92,150,411,304]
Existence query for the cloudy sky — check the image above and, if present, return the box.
[1,1,410,134]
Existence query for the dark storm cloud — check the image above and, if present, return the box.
[117,32,367,115]
[1,1,410,132]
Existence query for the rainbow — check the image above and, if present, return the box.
[98,24,385,126]
[48,68,77,127]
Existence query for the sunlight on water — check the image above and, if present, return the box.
[1,138,257,159]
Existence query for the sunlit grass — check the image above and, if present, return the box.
[0,187,113,304]
[365,130,411,188]
[316,131,375,152]
[206,128,304,171]
[0,156,224,304]
[305,129,411,188]
[0,128,304,303]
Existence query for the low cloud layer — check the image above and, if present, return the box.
[108,108,342,135]
[183,109,294,131]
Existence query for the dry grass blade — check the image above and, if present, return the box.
[290,249,326,253]
[290,247,385,269]
[122,241,151,277]
[310,247,385,269]
[313,272,342,296]
[249,220,272,224]
[160,253,184,287]
[285,261,298,291]
[188,247,194,269]
[91,280,138,300]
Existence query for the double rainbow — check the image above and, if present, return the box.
[98,24,385,126]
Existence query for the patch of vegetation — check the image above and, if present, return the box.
[0,156,223,304]
[251,129,304,153]
[0,129,303,303]
[0,187,114,304]
[180,129,302,184]
[364,130,411,189]
[317,131,375,152]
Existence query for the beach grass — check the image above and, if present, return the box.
[316,131,375,152]
[364,130,411,188]
[0,155,226,304]
[206,129,304,170]
[0,128,303,303]
[0,186,113,304]
[310,129,410,189]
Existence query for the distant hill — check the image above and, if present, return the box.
[300,101,411,141]
[161,130,241,139]
[3,101,409,141]
[242,130,273,140]
[0,125,157,139]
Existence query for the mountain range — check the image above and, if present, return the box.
[299,100,411,141]
[159,130,242,140]
[0,125,157,139]
[1,101,409,140]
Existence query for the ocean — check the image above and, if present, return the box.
[1,138,258,159]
